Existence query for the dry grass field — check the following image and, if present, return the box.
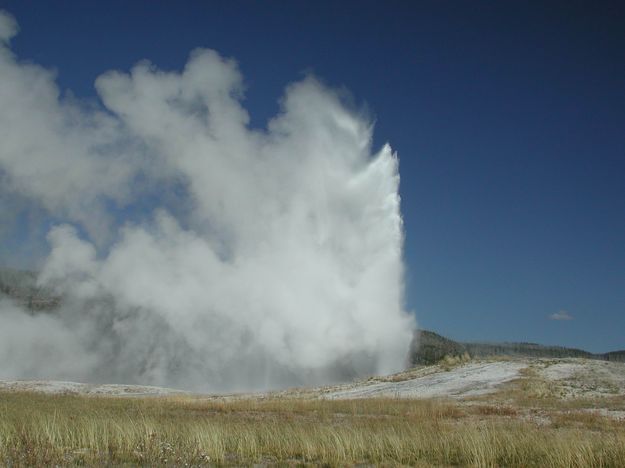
[1,359,624,466]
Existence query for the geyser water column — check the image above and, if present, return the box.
[0,10,416,391]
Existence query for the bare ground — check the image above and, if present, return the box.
[2,357,624,403]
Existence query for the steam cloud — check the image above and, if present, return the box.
[0,11,415,391]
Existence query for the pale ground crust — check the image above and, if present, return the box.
[2,358,624,414]
[0,380,188,396]
[322,361,527,399]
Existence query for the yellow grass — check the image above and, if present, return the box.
[1,391,624,466]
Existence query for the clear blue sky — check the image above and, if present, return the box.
[2,1,624,352]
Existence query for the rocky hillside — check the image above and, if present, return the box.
[410,329,625,364]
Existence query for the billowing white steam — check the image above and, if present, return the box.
[0,11,415,391]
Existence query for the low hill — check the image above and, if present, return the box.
[410,329,625,364]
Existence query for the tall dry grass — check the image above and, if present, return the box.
[1,391,624,466]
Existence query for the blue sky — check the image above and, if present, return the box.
[2,1,624,353]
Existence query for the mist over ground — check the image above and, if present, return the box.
[0,10,415,392]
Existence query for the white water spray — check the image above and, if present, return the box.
[0,10,415,391]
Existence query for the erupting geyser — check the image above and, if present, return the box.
[0,10,415,391]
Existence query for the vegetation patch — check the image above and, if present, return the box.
[1,390,624,466]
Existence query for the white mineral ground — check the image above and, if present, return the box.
[2,358,624,403]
